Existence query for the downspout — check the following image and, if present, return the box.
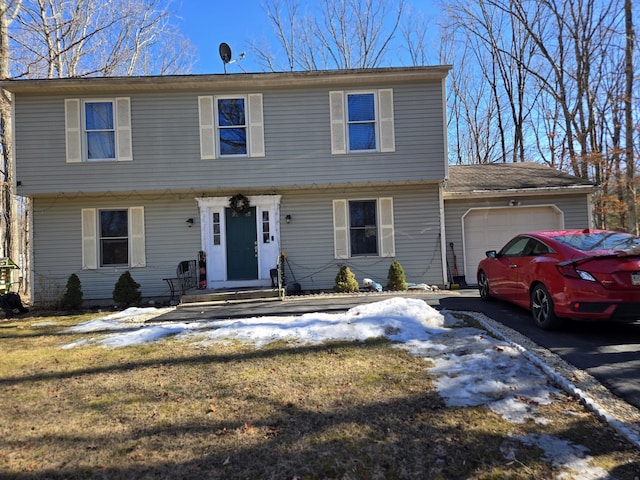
[440,75,450,287]
[439,181,448,287]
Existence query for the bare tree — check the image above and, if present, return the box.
[624,0,637,233]
[0,0,20,274]
[251,0,299,71]
[441,0,543,164]
[9,0,194,78]
[441,31,502,165]
[400,6,429,66]
[441,0,638,231]
[253,0,406,71]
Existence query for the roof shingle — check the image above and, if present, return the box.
[445,163,594,194]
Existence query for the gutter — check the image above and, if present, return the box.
[443,185,596,200]
[0,66,453,96]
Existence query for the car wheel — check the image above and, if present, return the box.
[478,270,492,301]
[530,284,564,330]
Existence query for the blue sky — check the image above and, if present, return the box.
[175,0,439,74]
[176,1,269,73]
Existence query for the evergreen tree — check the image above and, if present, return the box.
[334,265,359,293]
[387,260,408,291]
[112,271,141,307]
[60,273,83,310]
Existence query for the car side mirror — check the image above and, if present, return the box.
[485,250,497,259]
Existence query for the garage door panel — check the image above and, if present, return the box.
[462,206,563,285]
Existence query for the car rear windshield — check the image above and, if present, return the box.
[552,231,640,252]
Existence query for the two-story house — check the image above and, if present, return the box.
[3,67,455,304]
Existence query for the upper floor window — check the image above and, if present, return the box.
[198,94,265,159]
[85,101,116,160]
[347,93,376,151]
[65,97,132,163]
[330,89,395,155]
[217,97,247,156]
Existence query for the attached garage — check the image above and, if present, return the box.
[443,163,596,286]
[461,205,564,282]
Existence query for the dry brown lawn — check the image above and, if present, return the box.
[0,311,639,479]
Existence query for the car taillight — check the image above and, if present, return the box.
[556,263,597,282]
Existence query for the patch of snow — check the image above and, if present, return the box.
[510,434,611,480]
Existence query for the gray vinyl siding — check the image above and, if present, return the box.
[31,185,443,303]
[279,185,444,291]
[13,81,446,196]
[443,193,593,279]
[32,194,202,304]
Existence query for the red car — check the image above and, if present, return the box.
[477,229,640,329]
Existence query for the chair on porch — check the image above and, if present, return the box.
[163,260,198,304]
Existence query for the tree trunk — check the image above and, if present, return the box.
[624,0,637,234]
[0,0,15,260]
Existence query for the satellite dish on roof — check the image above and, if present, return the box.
[219,42,246,73]
[219,42,232,72]
[219,43,232,63]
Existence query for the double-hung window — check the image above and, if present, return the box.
[332,198,395,258]
[330,89,395,154]
[349,200,378,255]
[217,97,247,156]
[81,207,146,269]
[85,101,116,160]
[198,94,265,159]
[65,97,132,163]
[99,210,129,266]
[347,93,376,151]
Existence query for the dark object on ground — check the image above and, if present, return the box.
[0,292,29,318]
[449,242,468,287]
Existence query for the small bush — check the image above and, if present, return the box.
[334,265,359,293]
[60,273,83,310]
[112,271,141,307]
[387,260,408,291]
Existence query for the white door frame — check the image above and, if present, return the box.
[196,195,282,289]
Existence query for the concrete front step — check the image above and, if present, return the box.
[179,287,284,305]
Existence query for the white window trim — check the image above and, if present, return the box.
[81,206,146,269]
[198,94,265,159]
[332,197,395,259]
[65,97,132,163]
[215,94,249,158]
[329,89,395,155]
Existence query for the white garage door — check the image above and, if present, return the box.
[462,206,563,284]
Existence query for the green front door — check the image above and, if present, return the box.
[225,207,258,280]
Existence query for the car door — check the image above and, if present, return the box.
[492,236,531,298]
[508,238,551,306]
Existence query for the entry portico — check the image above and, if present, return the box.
[197,195,282,289]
